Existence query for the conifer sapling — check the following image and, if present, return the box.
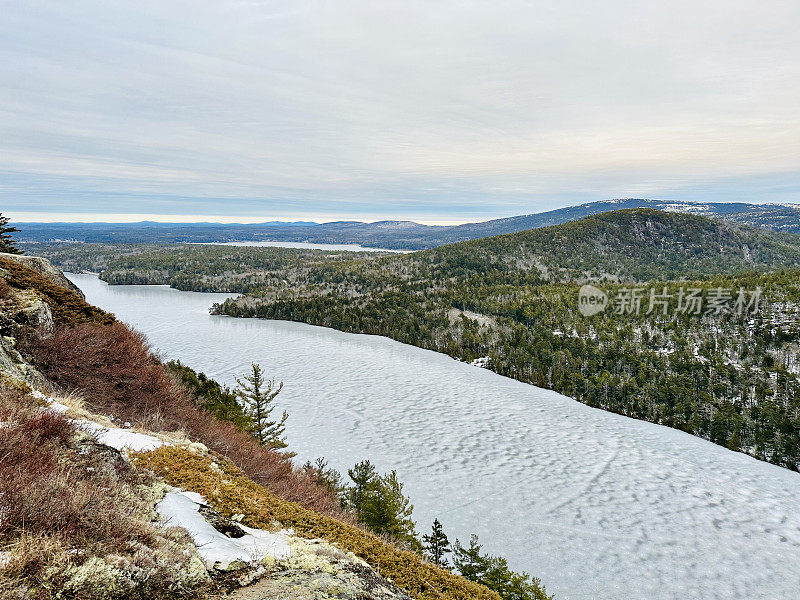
[235,362,288,448]
[422,518,451,568]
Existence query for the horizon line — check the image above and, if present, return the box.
[8,199,800,227]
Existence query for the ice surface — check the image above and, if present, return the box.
[157,491,290,568]
[69,273,800,600]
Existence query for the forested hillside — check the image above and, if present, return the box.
[215,269,800,470]
[405,209,800,282]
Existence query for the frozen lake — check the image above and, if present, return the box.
[68,273,800,600]
[192,240,413,252]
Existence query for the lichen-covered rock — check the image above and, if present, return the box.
[0,287,53,387]
[16,296,55,336]
[228,535,413,600]
[0,334,44,388]
[230,568,412,600]
[0,271,66,388]
[57,547,211,599]
[58,556,129,598]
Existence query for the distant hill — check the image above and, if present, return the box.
[410,208,800,282]
[16,199,800,250]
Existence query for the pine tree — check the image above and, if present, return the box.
[452,534,488,582]
[167,360,251,431]
[0,214,22,255]
[422,518,451,568]
[347,460,377,514]
[346,462,419,549]
[453,534,552,600]
[303,457,344,499]
[360,470,418,547]
[235,363,287,448]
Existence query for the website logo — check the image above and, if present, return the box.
[578,285,609,316]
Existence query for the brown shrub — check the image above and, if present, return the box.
[22,322,345,516]
[0,389,136,546]
[0,276,10,300]
[24,323,177,426]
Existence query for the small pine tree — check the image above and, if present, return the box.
[453,534,552,600]
[235,363,288,448]
[452,534,488,582]
[303,456,344,500]
[422,518,451,568]
[0,214,22,255]
[360,470,418,548]
[345,461,419,549]
[347,460,378,514]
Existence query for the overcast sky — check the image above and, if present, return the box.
[2,0,799,223]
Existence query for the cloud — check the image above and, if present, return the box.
[1,0,799,220]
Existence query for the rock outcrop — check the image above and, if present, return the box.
[0,284,53,388]
[0,333,44,388]
[0,252,85,298]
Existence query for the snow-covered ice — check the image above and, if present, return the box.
[157,491,290,568]
[70,273,800,600]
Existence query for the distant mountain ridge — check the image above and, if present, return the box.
[44,209,800,291]
[17,199,800,250]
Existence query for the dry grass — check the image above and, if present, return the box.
[22,321,345,517]
[39,390,112,424]
[0,387,210,599]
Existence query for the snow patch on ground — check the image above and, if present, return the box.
[37,389,164,452]
[35,389,287,572]
[157,491,291,569]
[46,400,71,414]
[82,422,164,452]
[470,356,490,368]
